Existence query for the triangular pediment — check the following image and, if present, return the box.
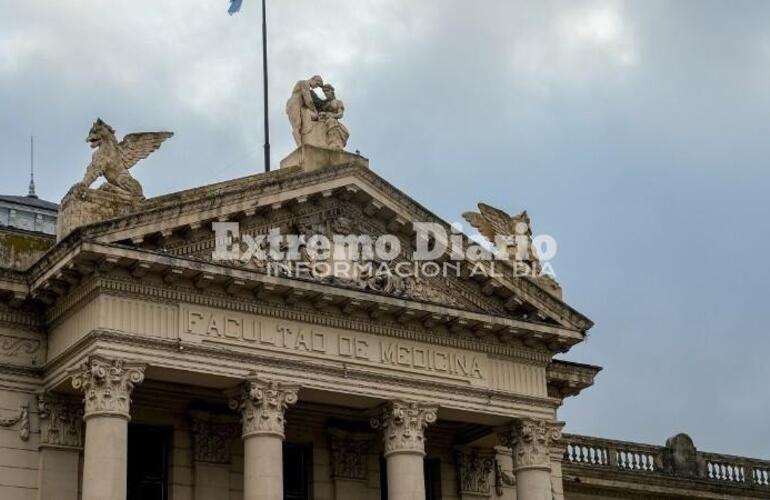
[48,162,592,334]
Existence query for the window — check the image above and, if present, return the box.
[284,442,312,500]
[380,456,442,500]
[127,425,171,500]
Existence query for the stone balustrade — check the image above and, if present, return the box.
[563,433,770,491]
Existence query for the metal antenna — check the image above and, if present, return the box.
[28,136,37,198]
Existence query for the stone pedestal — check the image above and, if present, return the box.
[279,145,369,171]
[70,356,146,500]
[371,400,438,500]
[229,378,299,500]
[57,186,141,241]
[189,410,239,500]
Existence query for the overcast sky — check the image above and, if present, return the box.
[2,1,769,457]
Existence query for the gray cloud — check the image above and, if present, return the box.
[1,0,768,457]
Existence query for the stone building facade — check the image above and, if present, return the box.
[0,145,767,500]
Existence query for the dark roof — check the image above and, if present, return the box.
[0,195,58,211]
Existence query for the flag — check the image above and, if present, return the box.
[228,0,243,15]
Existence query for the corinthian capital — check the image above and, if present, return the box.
[229,378,299,439]
[38,394,84,449]
[503,418,563,472]
[370,400,438,457]
[70,356,146,420]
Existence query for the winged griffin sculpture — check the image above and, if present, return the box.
[462,203,541,271]
[73,118,173,199]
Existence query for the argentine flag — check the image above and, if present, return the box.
[228,0,243,15]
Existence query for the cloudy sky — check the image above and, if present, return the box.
[2,1,769,457]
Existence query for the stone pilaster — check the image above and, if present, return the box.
[189,410,239,500]
[371,400,438,500]
[189,410,239,464]
[329,429,372,480]
[329,428,373,499]
[70,356,146,420]
[37,394,84,500]
[229,378,299,500]
[38,394,84,449]
[456,448,495,498]
[370,400,438,457]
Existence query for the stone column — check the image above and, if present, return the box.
[501,419,561,500]
[37,394,84,500]
[329,428,372,499]
[371,400,438,500]
[456,448,495,499]
[229,378,299,500]
[189,410,239,500]
[71,356,146,500]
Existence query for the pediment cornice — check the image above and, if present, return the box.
[28,162,592,338]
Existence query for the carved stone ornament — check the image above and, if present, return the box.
[456,448,495,497]
[70,356,146,420]
[38,394,84,449]
[189,410,239,464]
[329,429,373,481]
[57,119,173,240]
[370,400,438,457]
[228,378,299,439]
[503,418,562,472]
[76,118,173,199]
[0,401,30,442]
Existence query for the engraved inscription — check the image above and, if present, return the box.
[181,306,486,381]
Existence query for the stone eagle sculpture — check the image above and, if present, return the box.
[74,118,173,199]
[462,203,540,268]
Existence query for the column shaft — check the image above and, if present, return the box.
[230,378,298,500]
[82,416,128,500]
[244,434,284,500]
[515,468,551,500]
[386,452,426,500]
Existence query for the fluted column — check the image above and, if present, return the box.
[229,378,299,500]
[70,356,146,500]
[500,419,562,500]
[371,400,438,500]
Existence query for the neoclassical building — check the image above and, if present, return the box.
[0,111,768,500]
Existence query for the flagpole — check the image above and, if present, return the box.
[261,0,271,172]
